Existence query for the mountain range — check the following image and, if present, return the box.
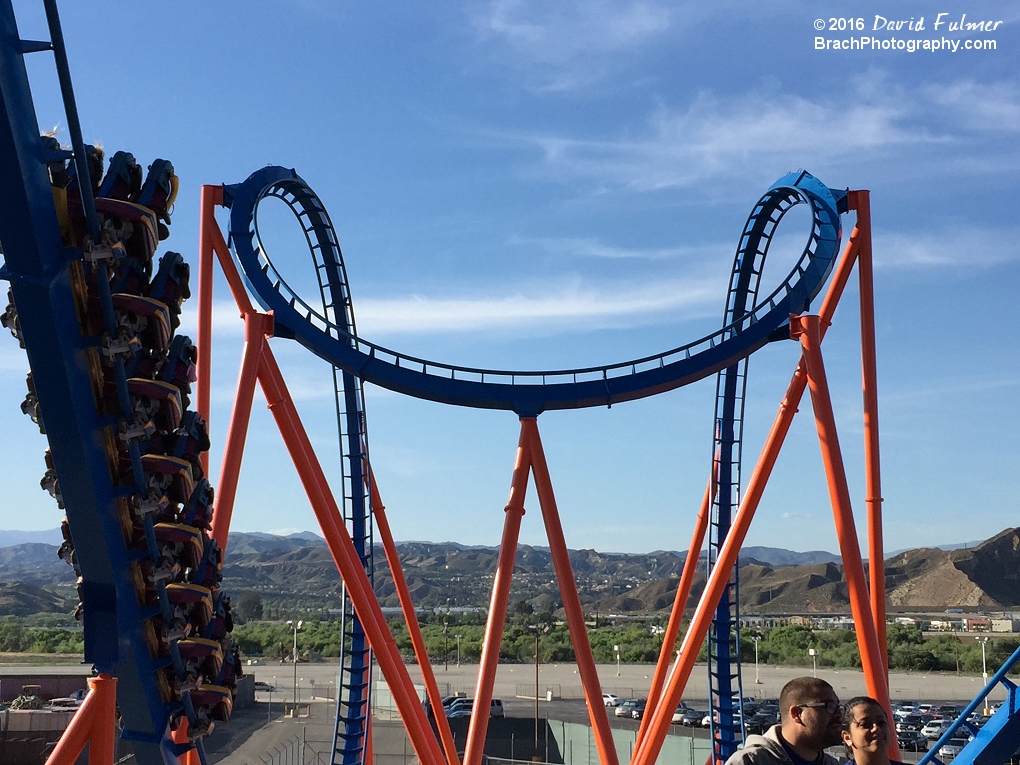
[1,528,1018,618]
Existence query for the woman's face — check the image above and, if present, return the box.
[843,703,891,758]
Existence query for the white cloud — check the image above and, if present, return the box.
[510,234,728,261]
[508,74,1019,191]
[474,0,675,90]
[523,90,919,190]
[873,228,1020,269]
[354,276,718,336]
[177,299,247,339]
[925,80,1020,132]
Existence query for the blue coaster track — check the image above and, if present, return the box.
[225,167,844,417]
[1,2,239,763]
[225,166,844,761]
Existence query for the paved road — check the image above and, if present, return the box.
[242,659,1008,707]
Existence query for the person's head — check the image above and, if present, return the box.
[841,697,891,763]
[779,677,844,753]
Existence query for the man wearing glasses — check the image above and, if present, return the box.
[724,677,843,765]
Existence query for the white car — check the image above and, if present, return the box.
[922,720,958,740]
[937,738,971,760]
[603,694,623,707]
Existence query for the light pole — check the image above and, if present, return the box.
[808,648,818,678]
[752,636,762,684]
[444,598,450,672]
[529,624,546,751]
[455,634,462,667]
[977,636,989,683]
[286,620,303,709]
[614,644,621,676]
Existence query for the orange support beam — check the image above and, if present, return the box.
[209,310,274,552]
[849,191,888,667]
[792,315,898,760]
[256,348,445,765]
[209,310,271,550]
[171,720,200,765]
[45,674,117,765]
[631,215,871,765]
[526,419,620,765]
[637,477,712,748]
[462,424,531,765]
[370,466,460,765]
[195,185,221,476]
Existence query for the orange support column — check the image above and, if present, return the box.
[526,419,619,765]
[637,478,712,748]
[195,185,222,476]
[630,203,870,765]
[850,191,888,666]
[370,467,460,765]
[462,423,531,765]
[630,351,808,765]
[256,349,445,765]
[210,310,273,551]
[793,315,897,759]
[45,674,118,765]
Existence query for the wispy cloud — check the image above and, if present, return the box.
[506,73,1019,191]
[355,276,718,336]
[925,80,1020,132]
[523,89,920,190]
[474,0,676,91]
[873,227,1020,269]
[509,234,728,261]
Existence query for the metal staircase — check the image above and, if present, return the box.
[919,644,1020,765]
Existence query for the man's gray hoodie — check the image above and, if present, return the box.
[723,725,841,765]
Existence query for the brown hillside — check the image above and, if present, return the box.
[593,528,1020,614]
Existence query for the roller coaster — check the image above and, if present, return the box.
[1,2,1018,765]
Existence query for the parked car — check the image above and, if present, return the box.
[745,711,779,735]
[490,699,505,719]
[615,699,645,718]
[446,698,474,716]
[447,700,474,719]
[253,681,276,692]
[677,709,706,726]
[897,730,929,752]
[629,700,648,719]
[896,714,925,732]
[603,694,623,707]
[937,738,972,760]
[922,720,958,740]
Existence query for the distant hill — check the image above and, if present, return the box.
[0,581,70,616]
[0,528,62,548]
[1,528,1017,616]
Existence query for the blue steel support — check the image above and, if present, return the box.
[0,3,173,762]
[919,645,1020,765]
[707,181,813,763]
[243,180,375,765]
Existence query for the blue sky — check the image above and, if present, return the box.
[1,1,1017,555]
